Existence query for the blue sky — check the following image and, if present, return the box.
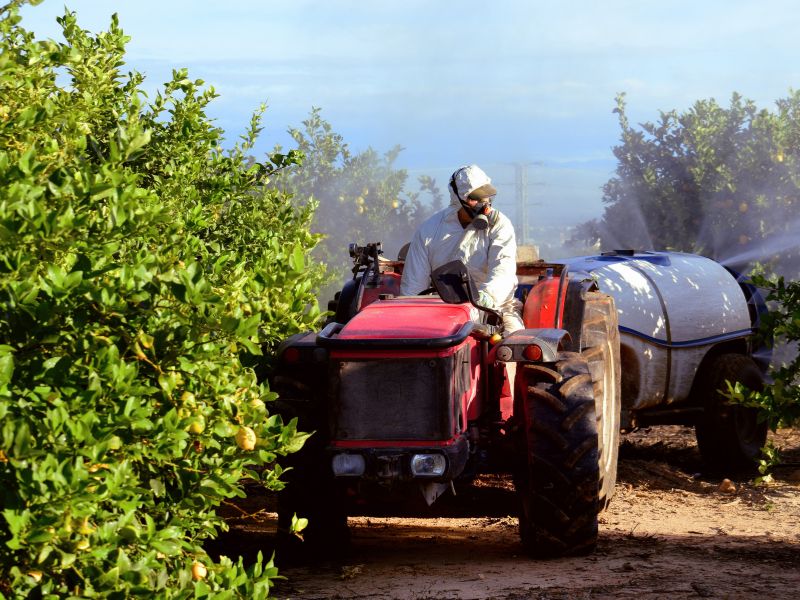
[18,1,800,229]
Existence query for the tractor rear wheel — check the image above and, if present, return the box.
[579,291,621,509]
[694,353,767,471]
[515,355,600,558]
[272,375,349,561]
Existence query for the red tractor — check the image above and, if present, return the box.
[271,241,767,558]
[271,241,622,558]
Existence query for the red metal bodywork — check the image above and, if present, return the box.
[522,276,565,329]
[329,297,480,450]
[356,270,403,312]
[339,297,473,340]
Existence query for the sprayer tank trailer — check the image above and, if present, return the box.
[553,250,769,468]
[270,243,767,559]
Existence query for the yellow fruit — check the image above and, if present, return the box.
[249,398,266,411]
[187,417,205,435]
[356,196,365,205]
[192,561,207,581]
[78,518,94,535]
[180,391,196,405]
[107,435,122,450]
[362,187,369,196]
[76,539,90,551]
[776,151,785,162]
[235,426,257,451]
[739,202,748,213]
[391,200,399,209]
[28,570,43,582]
[357,205,365,215]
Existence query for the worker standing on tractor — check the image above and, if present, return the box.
[400,164,524,333]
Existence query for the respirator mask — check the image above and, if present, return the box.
[461,196,493,230]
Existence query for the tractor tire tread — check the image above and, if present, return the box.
[516,355,600,558]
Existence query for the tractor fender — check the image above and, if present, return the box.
[491,328,571,364]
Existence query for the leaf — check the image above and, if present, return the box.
[235,313,261,338]
[290,513,308,537]
[0,354,13,387]
[238,339,262,355]
[221,316,240,333]
[12,422,31,457]
[150,538,181,556]
[289,245,305,272]
[124,129,151,160]
[149,478,165,497]
[45,263,65,289]
[18,147,35,175]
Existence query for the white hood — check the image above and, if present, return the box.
[448,164,495,206]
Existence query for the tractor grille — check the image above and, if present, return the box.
[331,354,465,441]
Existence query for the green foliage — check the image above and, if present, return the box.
[272,108,441,296]
[731,275,800,422]
[575,92,800,273]
[0,4,323,597]
[724,274,800,479]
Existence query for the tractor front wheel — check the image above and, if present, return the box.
[579,291,621,509]
[272,375,349,561]
[515,355,600,558]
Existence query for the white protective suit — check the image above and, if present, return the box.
[400,165,524,332]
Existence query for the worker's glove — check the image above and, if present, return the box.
[477,290,496,309]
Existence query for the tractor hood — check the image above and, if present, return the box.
[338,297,473,340]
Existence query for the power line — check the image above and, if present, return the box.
[499,162,545,245]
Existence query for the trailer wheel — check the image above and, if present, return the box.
[694,353,767,471]
[579,291,621,509]
[272,376,349,561]
[515,355,600,558]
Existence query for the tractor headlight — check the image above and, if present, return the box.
[331,453,365,476]
[410,453,447,477]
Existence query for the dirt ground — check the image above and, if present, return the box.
[212,426,800,600]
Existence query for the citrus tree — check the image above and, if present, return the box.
[0,3,323,597]
[575,92,800,276]
[273,108,441,297]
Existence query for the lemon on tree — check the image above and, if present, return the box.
[235,426,257,451]
[191,562,208,581]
